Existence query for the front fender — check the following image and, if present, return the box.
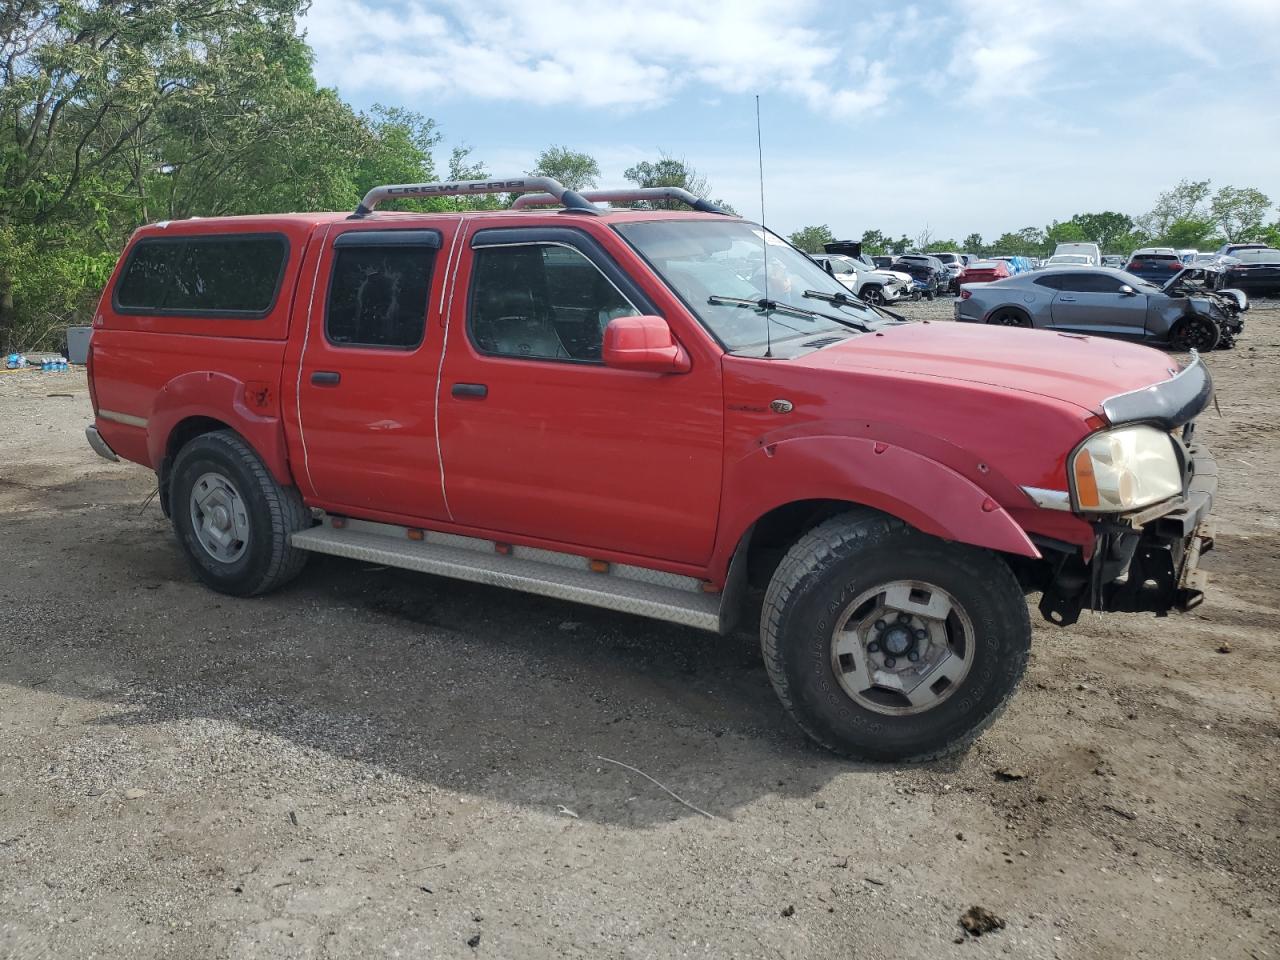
[714,434,1039,575]
[146,371,292,485]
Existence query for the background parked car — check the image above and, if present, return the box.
[991,255,1033,274]
[1217,241,1269,256]
[809,253,912,305]
[928,252,966,291]
[1051,242,1101,265]
[956,259,1012,285]
[1222,248,1280,295]
[891,255,948,299]
[1101,255,1126,268]
[872,255,895,270]
[1042,254,1095,268]
[1124,248,1185,282]
[953,265,1244,351]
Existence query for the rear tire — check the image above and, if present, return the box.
[761,511,1031,762]
[988,308,1030,328]
[170,430,311,597]
[1170,314,1221,352]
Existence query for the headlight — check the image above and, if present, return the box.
[1070,425,1182,512]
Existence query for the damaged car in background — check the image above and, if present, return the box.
[809,252,914,305]
[954,265,1245,350]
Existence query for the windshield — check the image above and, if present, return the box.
[615,219,887,351]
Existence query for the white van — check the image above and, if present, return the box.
[1052,242,1101,266]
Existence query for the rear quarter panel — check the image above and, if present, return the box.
[90,216,324,480]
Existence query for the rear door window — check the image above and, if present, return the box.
[114,234,288,316]
[325,231,439,349]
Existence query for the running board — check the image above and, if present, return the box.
[290,517,722,631]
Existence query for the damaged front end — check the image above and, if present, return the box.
[1031,356,1218,627]
[1164,268,1248,347]
[1037,434,1217,626]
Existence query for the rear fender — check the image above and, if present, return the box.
[146,371,292,485]
[715,435,1039,577]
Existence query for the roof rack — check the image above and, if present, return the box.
[510,187,729,215]
[350,176,597,219]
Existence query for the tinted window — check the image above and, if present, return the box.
[115,234,287,315]
[1057,272,1125,293]
[1033,274,1064,290]
[469,244,639,362]
[326,245,434,348]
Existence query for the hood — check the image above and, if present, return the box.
[871,269,908,284]
[792,321,1178,416]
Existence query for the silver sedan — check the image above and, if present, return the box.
[954,265,1244,351]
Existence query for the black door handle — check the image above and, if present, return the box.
[452,383,488,399]
[311,370,341,386]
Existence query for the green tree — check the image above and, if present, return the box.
[860,229,890,255]
[787,224,835,253]
[623,152,737,214]
[1210,186,1272,242]
[1164,217,1217,249]
[0,0,313,346]
[1139,179,1212,240]
[1064,212,1135,253]
[962,233,985,255]
[1045,220,1089,247]
[528,145,600,192]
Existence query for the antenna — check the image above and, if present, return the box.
[755,94,772,358]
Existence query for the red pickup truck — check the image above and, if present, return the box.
[85,177,1217,761]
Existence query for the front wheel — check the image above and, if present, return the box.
[761,512,1031,762]
[171,430,311,597]
[1170,314,1221,352]
[860,286,885,305]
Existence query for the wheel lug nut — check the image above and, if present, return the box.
[915,629,927,640]
[907,651,920,662]
[868,642,880,654]
[884,656,897,668]
[874,619,886,631]
[897,612,911,623]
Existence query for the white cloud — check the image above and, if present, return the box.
[303,0,893,117]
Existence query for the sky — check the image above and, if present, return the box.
[303,0,1280,242]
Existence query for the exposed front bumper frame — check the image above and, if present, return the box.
[1037,443,1216,626]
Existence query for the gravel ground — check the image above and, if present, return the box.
[1,299,1278,959]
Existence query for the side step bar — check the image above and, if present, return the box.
[291,517,723,631]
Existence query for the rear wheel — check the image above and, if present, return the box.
[171,430,311,597]
[1170,314,1221,352]
[761,512,1031,762]
[988,308,1030,328]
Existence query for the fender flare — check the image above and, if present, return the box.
[146,371,292,485]
[713,434,1039,577]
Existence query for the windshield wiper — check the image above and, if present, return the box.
[802,288,907,324]
[707,295,873,334]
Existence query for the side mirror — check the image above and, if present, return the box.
[603,315,691,374]
[1118,284,1137,296]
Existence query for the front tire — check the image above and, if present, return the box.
[761,511,1031,762]
[1170,314,1221,352]
[171,430,311,597]
[988,308,1030,328]
[860,286,885,305]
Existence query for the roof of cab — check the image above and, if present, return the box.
[129,207,740,239]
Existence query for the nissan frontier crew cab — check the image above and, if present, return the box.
[84,177,1218,762]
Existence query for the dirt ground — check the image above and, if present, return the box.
[1,299,1277,960]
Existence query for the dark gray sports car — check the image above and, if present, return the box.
[954,265,1246,351]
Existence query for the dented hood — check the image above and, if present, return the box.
[793,322,1180,416]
